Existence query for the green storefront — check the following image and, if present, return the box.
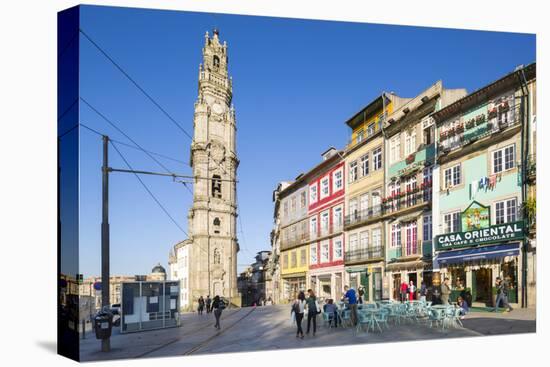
[345,265,385,302]
[435,221,523,306]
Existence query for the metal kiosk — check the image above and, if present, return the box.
[120,280,180,333]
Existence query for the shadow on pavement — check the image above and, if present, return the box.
[35,340,57,354]
[462,317,536,335]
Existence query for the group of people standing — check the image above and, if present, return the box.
[290,285,360,338]
[290,289,321,338]
[399,280,428,302]
[197,295,226,330]
[289,274,514,336]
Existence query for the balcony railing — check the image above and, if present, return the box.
[438,104,521,153]
[281,231,310,249]
[345,245,384,263]
[382,185,432,215]
[393,240,422,258]
[344,204,383,227]
[312,223,344,240]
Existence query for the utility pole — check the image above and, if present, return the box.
[101,135,110,352]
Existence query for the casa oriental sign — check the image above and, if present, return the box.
[435,221,524,250]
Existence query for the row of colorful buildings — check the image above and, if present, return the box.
[264,63,536,309]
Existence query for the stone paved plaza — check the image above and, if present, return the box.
[79,304,536,362]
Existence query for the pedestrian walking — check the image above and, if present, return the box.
[291,291,306,338]
[440,278,451,305]
[400,280,409,303]
[494,277,513,312]
[419,281,428,303]
[343,285,358,326]
[197,296,205,315]
[408,280,416,301]
[205,295,212,313]
[212,295,225,329]
[306,289,320,336]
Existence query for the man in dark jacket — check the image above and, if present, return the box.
[494,277,513,312]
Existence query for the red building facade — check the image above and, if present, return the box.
[306,150,347,300]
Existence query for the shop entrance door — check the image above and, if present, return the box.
[473,268,492,306]
[360,272,369,302]
[393,274,401,301]
[319,277,331,300]
[372,271,383,301]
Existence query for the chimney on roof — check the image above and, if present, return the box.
[321,147,337,161]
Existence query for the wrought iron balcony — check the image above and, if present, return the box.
[280,231,310,249]
[345,245,384,263]
[344,204,383,228]
[438,104,522,154]
[392,240,422,259]
[382,185,432,215]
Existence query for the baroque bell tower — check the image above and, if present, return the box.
[187,29,239,306]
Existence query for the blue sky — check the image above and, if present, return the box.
[76,5,535,277]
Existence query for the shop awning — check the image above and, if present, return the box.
[385,260,425,271]
[437,242,520,265]
[345,266,367,273]
[281,272,306,279]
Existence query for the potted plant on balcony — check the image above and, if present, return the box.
[455,123,465,134]
[406,154,415,164]
[498,101,510,113]
[466,119,475,129]
[476,114,486,125]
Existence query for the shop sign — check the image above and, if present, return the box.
[435,221,524,250]
[398,161,424,177]
[462,201,490,231]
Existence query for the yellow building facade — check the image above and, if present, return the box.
[343,93,410,301]
[280,245,308,303]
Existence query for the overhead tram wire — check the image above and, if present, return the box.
[78,27,228,177]
[80,97,175,174]
[80,27,247,255]
[110,140,211,257]
[79,28,193,140]
[80,123,188,166]
[80,122,194,196]
[80,98,195,195]
[80,123,215,257]
[110,140,189,237]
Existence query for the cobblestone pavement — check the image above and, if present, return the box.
[79,305,536,362]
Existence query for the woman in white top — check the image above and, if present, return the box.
[291,291,306,338]
[409,280,416,301]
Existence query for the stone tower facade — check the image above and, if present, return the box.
[186,29,239,307]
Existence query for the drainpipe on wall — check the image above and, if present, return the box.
[518,67,529,308]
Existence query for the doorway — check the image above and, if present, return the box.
[473,268,492,306]
[393,274,401,300]
[360,272,369,302]
[319,277,331,300]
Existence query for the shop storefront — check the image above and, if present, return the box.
[346,265,385,302]
[282,273,306,302]
[309,266,345,301]
[386,260,431,301]
[435,221,524,307]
